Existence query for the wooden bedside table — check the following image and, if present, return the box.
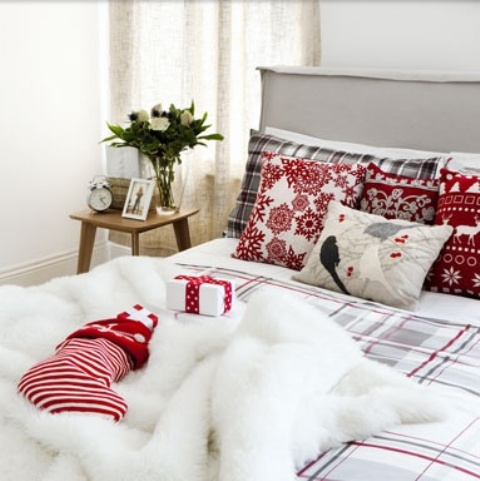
[70,208,199,274]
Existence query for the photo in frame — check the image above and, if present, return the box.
[122,178,155,221]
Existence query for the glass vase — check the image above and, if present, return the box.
[149,155,189,216]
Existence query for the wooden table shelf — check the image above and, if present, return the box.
[70,208,199,274]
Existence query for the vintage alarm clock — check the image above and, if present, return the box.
[87,176,113,212]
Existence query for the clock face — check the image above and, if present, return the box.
[88,187,113,212]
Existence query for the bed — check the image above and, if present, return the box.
[1,67,480,481]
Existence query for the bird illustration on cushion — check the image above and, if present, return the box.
[363,222,418,242]
[320,235,350,295]
[17,305,158,421]
[320,222,418,298]
[296,201,453,309]
[359,223,419,296]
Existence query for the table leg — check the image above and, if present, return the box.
[173,218,192,251]
[131,232,140,255]
[77,222,97,274]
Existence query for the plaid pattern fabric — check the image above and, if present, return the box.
[225,131,447,239]
[177,262,480,481]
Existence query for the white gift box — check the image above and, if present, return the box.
[166,275,234,317]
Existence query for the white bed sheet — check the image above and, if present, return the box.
[170,238,480,324]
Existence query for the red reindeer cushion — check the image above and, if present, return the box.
[425,169,480,298]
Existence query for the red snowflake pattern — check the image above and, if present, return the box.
[282,160,334,196]
[354,165,367,182]
[266,203,294,234]
[260,162,284,190]
[284,246,307,271]
[292,193,309,211]
[334,172,349,189]
[294,163,330,195]
[342,185,361,206]
[336,163,352,173]
[295,207,321,242]
[314,192,335,215]
[233,226,265,260]
[280,157,306,188]
[261,151,278,161]
[265,237,287,264]
[250,192,274,224]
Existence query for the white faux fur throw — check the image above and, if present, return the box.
[0,257,445,481]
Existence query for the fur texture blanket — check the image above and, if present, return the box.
[0,257,445,481]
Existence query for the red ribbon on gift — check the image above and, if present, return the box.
[175,275,233,315]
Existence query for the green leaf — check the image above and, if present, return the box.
[100,134,119,144]
[107,124,125,137]
[198,133,224,141]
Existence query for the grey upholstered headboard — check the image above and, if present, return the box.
[258,66,480,153]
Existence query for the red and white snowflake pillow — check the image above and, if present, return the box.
[232,151,366,270]
[425,169,480,298]
[360,163,440,224]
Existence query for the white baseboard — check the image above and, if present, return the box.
[0,242,112,287]
[108,242,131,259]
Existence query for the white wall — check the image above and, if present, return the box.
[0,1,109,285]
[1,1,479,286]
[321,0,480,71]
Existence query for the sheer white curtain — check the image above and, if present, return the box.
[109,0,321,254]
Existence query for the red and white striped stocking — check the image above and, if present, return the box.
[17,304,158,422]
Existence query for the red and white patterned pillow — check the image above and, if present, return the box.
[425,169,480,298]
[360,163,440,224]
[294,202,453,310]
[232,151,366,270]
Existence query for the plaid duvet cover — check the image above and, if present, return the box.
[178,262,480,481]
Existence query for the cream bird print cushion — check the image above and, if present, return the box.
[294,201,453,310]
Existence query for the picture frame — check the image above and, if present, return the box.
[122,178,155,221]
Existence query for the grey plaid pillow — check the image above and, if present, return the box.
[224,131,447,239]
